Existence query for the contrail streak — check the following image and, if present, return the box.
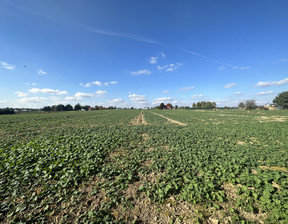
[86,26,238,68]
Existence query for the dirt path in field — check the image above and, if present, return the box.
[131,111,148,125]
[152,112,187,126]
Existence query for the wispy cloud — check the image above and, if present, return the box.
[152,97,174,105]
[255,77,288,87]
[224,83,236,88]
[162,90,170,93]
[256,91,273,96]
[86,27,160,45]
[178,86,194,92]
[0,61,15,70]
[15,92,28,97]
[86,27,245,68]
[107,98,124,103]
[234,92,244,95]
[29,88,68,95]
[191,94,203,99]
[149,56,158,64]
[157,63,182,72]
[233,66,251,70]
[128,94,147,103]
[38,69,47,75]
[161,52,166,58]
[80,80,118,87]
[95,90,107,96]
[65,92,94,101]
[18,97,48,103]
[131,69,151,76]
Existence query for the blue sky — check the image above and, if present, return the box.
[1,0,288,108]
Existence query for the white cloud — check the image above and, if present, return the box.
[25,82,38,86]
[162,90,170,93]
[108,98,124,103]
[38,69,47,75]
[256,91,273,96]
[131,69,151,76]
[128,94,147,102]
[80,83,92,87]
[18,97,48,103]
[178,86,194,92]
[0,61,15,70]
[149,56,158,64]
[95,90,107,96]
[239,66,251,70]
[29,88,68,95]
[191,94,203,99]
[15,92,28,97]
[152,97,175,105]
[224,83,236,88]
[92,81,102,86]
[75,92,94,99]
[161,52,166,58]
[232,66,250,70]
[234,92,244,95]
[157,63,182,72]
[154,97,173,101]
[81,80,118,87]
[255,77,288,87]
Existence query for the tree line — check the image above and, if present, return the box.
[0,108,15,115]
[42,103,117,112]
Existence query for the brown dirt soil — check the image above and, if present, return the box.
[257,116,287,122]
[152,112,187,126]
[130,111,148,125]
[259,166,288,172]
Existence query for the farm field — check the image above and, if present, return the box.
[1,109,288,223]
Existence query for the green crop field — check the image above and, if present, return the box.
[1,109,288,223]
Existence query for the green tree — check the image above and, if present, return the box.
[238,102,245,109]
[65,104,73,111]
[159,103,165,110]
[74,103,81,111]
[56,104,65,111]
[245,99,257,110]
[42,106,52,111]
[273,91,288,109]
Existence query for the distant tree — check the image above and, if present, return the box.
[245,99,257,110]
[159,103,165,110]
[0,108,15,115]
[56,104,65,111]
[238,102,246,109]
[42,106,52,111]
[273,91,288,109]
[82,105,90,111]
[65,104,73,111]
[51,105,57,111]
[175,105,179,109]
[74,103,81,111]
[192,103,196,108]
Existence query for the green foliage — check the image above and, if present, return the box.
[0,109,288,223]
[273,91,288,109]
[0,108,15,115]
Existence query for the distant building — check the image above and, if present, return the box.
[264,104,276,110]
[163,104,172,110]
